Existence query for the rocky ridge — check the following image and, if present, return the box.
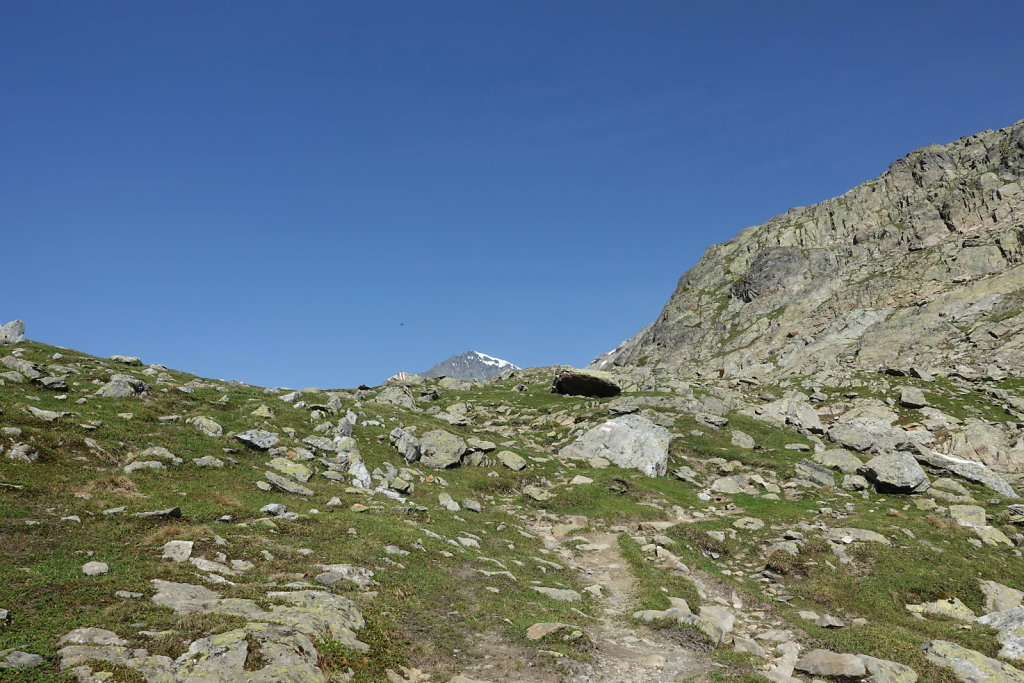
[593,119,1024,384]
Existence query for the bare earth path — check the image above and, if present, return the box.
[515,517,717,683]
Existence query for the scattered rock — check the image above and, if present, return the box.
[135,507,182,520]
[264,472,314,496]
[526,622,570,641]
[161,540,194,563]
[856,654,918,682]
[531,587,581,602]
[187,416,223,437]
[977,607,1024,660]
[812,448,863,474]
[731,430,756,448]
[235,429,279,450]
[0,650,45,669]
[899,386,929,409]
[496,450,527,471]
[82,561,109,576]
[794,649,866,678]
[981,580,1024,613]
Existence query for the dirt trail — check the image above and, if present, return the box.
[557,530,715,682]
[452,517,721,682]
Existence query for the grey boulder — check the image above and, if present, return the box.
[559,413,670,477]
[188,416,224,437]
[264,472,314,496]
[372,385,416,410]
[794,649,866,678]
[235,430,279,450]
[96,374,151,398]
[859,452,930,494]
[419,429,467,469]
[0,320,25,345]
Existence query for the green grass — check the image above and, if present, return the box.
[3,339,1024,681]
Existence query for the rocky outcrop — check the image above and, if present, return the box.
[593,120,1024,381]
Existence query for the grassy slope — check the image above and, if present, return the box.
[1,342,1022,681]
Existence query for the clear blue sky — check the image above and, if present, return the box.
[2,2,1022,388]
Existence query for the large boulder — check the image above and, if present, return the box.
[977,607,1024,660]
[235,430,279,450]
[419,429,467,469]
[859,452,930,494]
[794,649,866,678]
[559,414,670,477]
[389,427,421,463]
[371,385,416,410]
[914,447,1018,498]
[95,374,151,398]
[922,640,1024,681]
[0,320,25,345]
[1,356,41,379]
[812,448,863,474]
[551,369,621,398]
[753,391,824,434]
[188,416,224,437]
[948,419,1022,472]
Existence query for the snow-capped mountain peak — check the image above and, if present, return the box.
[420,350,520,381]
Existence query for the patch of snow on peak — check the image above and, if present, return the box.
[471,351,518,370]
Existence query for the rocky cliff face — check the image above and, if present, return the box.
[593,120,1024,383]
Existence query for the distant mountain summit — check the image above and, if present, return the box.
[421,351,519,381]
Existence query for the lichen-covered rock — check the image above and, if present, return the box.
[389,426,421,463]
[977,607,1024,660]
[981,580,1024,613]
[559,414,670,477]
[899,386,929,408]
[95,374,150,398]
[915,448,1018,498]
[812,448,864,474]
[264,472,314,496]
[859,452,930,493]
[151,580,222,614]
[496,450,527,470]
[921,639,1024,681]
[267,457,313,483]
[235,429,279,450]
[856,654,918,682]
[794,649,866,678]
[418,429,467,469]
[0,650,45,669]
[0,320,25,345]
[372,385,416,410]
[187,416,223,437]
